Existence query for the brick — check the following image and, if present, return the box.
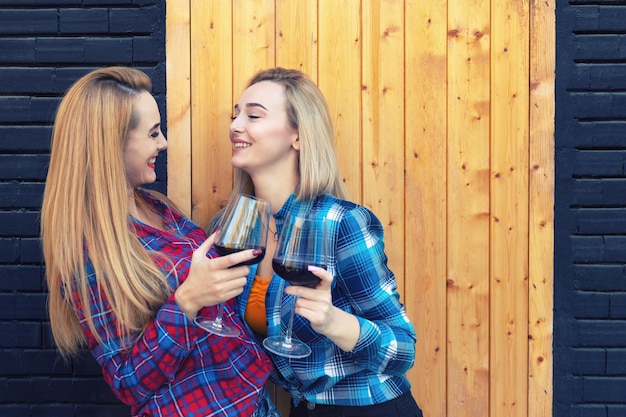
[85,38,133,63]
[59,8,109,34]
[15,182,46,208]
[604,236,626,263]
[31,404,77,415]
[0,155,50,181]
[54,67,98,93]
[574,35,626,61]
[0,293,46,320]
[110,7,158,33]
[0,9,58,35]
[42,322,55,348]
[0,238,19,263]
[574,235,621,264]
[21,237,44,263]
[610,294,626,319]
[74,404,132,417]
[571,348,606,375]
[0,39,36,64]
[574,179,626,206]
[35,0,82,5]
[0,321,41,348]
[574,150,626,177]
[0,265,43,291]
[0,68,56,94]
[25,349,71,375]
[608,405,626,417]
[0,405,29,417]
[570,404,608,417]
[0,378,7,401]
[25,377,103,402]
[570,92,612,119]
[575,264,626,291]
[73,350,103,376]
[31,97,60,124]
[0,211,40,237]
[607,349,626,375]
[583,376,626,402]
[576,208,626,234]
[569,5,626,36]
[569,121,626,148]
[0,126,52,151]
[572,292,610,318]
[569,64,626,90]
[571,235,605,263]
[577,320,626,347]
[598,7,626,31]
[0,294,17,319]
[84,0,134,4]
[133,35,162,63]
[0,97,31,123]
[36,37,85,63]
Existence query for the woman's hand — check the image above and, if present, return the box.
[175,232,257,320]
[285,266,360,352]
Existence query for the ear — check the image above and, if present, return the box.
[291,135,300,151]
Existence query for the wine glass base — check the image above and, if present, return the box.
[194,316,240,337]
[263,336,311,358]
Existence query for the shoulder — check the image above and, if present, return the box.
[314,194,382,229]
[138,188,186,214]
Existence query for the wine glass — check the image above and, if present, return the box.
[194,193,270,337]
[263,213,329,358]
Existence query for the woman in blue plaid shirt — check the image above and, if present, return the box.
[226,67,424,417]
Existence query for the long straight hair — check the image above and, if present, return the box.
[41,67,171,357]
[232,67,349,201]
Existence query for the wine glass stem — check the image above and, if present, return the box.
[215,303,225,327]
[284,296,297,346]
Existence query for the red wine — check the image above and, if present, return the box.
[214,244,266,266]
[272,260,325,288]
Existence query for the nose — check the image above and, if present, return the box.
[158,131,168,150]
[230,115,244,133]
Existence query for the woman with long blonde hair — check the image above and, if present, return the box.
[41,66,277,417]
[227,67,423,417]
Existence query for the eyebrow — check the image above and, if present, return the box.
[233,102,268,111]
[150,122,160,130]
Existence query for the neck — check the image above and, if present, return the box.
[250,172,299,216]
[129,189,165,231]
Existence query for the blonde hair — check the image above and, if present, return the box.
[233,67,349,200]
[41,67,171,357]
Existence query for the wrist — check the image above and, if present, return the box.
[325,307,360,351]
[174,284,199,320]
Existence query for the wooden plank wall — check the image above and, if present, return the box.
[165,1,555,416]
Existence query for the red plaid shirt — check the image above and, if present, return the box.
[70,189,273,416]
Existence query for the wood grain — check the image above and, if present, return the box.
[166,1,556,416]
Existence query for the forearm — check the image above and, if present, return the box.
[83,295,199,406]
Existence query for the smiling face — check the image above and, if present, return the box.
[123,91,167,188]
[229,81,300,176]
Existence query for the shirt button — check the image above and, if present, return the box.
[306,402,316,410]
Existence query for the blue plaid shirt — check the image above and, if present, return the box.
[237,193,416,406]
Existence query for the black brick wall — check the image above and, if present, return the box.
[555,1,626,416]
[0,1,166,416]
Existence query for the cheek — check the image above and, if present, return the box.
[263,125,297,145]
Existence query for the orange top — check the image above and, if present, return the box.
[244,275,271,336]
